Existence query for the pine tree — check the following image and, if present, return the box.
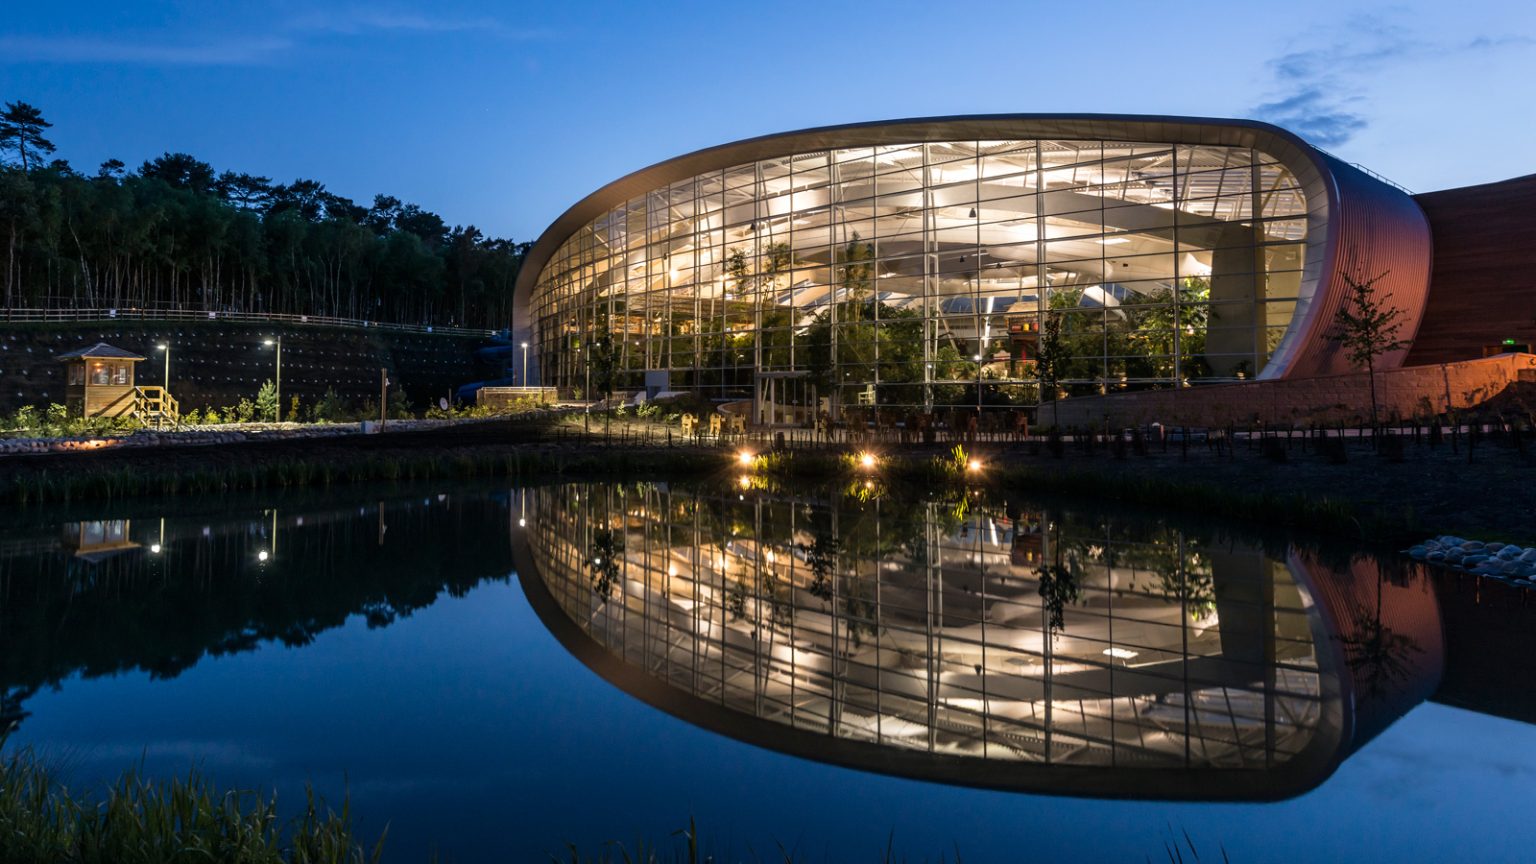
[0,102,56,171]
[255,379,279,424]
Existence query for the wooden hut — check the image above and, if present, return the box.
[56,343,148,419]
[61,519,140,563]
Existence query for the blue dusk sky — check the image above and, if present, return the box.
[1,1,1533,242]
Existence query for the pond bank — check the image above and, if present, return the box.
[0,417,1530,545]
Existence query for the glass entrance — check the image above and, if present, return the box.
[756,373,813,426]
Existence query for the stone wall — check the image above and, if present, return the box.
[1041,353,1536,428]
[0,321,507,416]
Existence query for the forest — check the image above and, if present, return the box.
[0,100,528,329]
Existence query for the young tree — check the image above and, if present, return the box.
[0,101,56,171]
[1034,310,1066,404]
[255,379,279,423]
[1330,271,1407,431]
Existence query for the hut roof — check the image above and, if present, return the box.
[55,343,147,362]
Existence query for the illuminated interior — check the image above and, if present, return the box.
[530,137,1312,419]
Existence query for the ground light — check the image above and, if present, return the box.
[859,452,877,469]
[968,458,983,472]
[737,450,754,466]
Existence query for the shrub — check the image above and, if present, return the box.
[313,388,347,423]
[43,403,70,436]
[13,405,38,434]
[182,408,202,425]
[255,380,279,423]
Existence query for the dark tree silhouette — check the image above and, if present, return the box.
[0,101,55,171]
[0,98,528,327]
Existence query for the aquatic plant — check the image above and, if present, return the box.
[0,741,384,863]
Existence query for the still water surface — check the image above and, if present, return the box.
[3,481,1534,861]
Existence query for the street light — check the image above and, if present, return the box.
[155,343,170,391]
[262,336,282,423]
[521,341,529,387]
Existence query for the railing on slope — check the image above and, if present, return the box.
[133,386,180,429]
[0,306,505,339]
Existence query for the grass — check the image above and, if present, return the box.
[0,739,383,864]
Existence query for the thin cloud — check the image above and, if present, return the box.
[0,6,549,67]
[0,34,294,66]
[1254,88,1367,149]
[288,8,550,39]
[1252,20,1534,149]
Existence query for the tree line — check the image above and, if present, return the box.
[0,100,529,329]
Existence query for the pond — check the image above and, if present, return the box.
[3,479,1534,861]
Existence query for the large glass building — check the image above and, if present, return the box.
[514,117,1431,422]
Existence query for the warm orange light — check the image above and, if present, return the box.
[737,450,754,466]
[967,459,982,472]
[859,452,876,469]
[737,475,751,489]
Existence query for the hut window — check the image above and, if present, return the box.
[69,364,84,385]
[90,362,109,385]
[112,363,130,385]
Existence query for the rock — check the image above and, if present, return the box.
[1499,547,1523,561]
[1520,549,1536,562]
[1463,541,1486,552]
[1407,546,1428,558]
[1426,550,1447,562]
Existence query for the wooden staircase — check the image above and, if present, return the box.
[134,386,180,429]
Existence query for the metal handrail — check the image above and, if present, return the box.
[0,306,505,338]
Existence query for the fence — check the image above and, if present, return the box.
[0,306,505,339]
[478,387,559,409]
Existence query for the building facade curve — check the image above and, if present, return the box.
[514,115,1431,421]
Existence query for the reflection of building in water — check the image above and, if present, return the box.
[517,483,1444,800]
[61,519,140,562]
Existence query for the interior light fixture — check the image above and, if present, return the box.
[1103,647,1139,659]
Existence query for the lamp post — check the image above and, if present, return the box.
[262,336,283,423]
[156,343,170,390]
[520,341,529,387]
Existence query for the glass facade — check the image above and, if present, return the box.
[530,137,1312,421]
[524,483,1328,772]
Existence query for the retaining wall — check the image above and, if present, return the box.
[0,321,508,415]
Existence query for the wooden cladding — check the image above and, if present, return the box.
[1406,173,1536,367]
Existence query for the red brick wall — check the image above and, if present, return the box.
[1042,353,1536,427]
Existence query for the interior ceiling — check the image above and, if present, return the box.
[569,140,1304,306]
